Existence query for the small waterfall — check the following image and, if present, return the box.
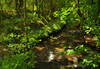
[47,51,55,62]
[72,56,78,68]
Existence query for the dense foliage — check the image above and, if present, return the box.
[0,51,36,69]
[0,0,100,69]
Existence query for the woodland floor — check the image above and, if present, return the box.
[0,24,99,69]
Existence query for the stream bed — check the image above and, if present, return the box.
[33,25,85,69]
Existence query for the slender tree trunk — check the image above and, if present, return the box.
[24,0,26,36]
[15,0,19,15]
[76,0,85,43]
[98,0,100,24]
[91,0,94,4]
[15,0,23,16]
[19,0,23,8]
[24,0,26,25]
[98,0,100,14]
[0,0,2,24]
[76,0,83,17]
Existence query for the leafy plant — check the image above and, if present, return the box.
[81,52,100,69]
[0,50,36,69]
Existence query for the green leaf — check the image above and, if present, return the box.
[66,49,75,55]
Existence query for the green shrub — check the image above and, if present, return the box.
[0,51,36,69]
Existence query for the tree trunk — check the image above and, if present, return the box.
[76,0,85,44]
[24,0,26,36]
[24,0,26,25]
[98,0,100,24]
[98,0,100,14]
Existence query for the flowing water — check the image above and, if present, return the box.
[34,25,85,69]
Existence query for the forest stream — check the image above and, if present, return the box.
[0,24,99,69]
[1,0,100,69]
[0,24,84,69]
[33,25,85,69]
